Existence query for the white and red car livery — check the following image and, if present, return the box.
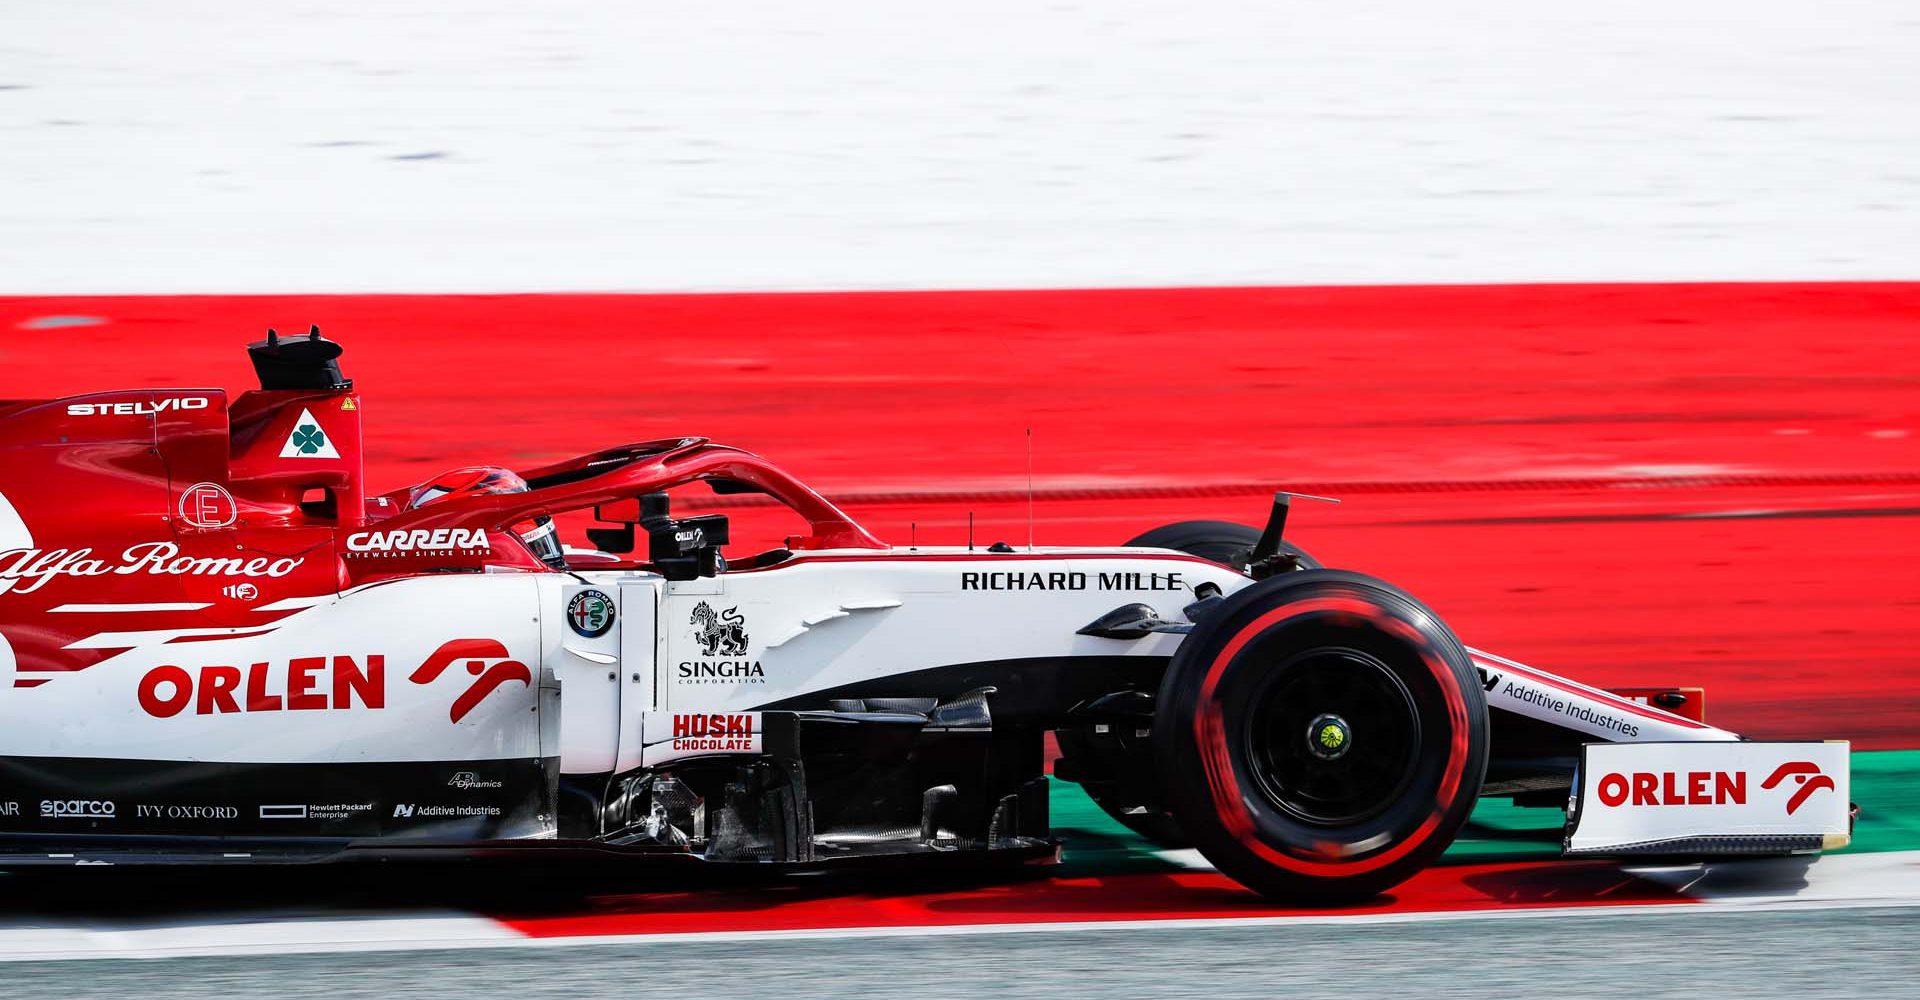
[0,331,1851,900]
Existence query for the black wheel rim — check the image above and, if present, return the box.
[1242,646,1423,826]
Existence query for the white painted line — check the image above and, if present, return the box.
[48,603,212,613]
[0,913,524,963]
[0,851,1912,963]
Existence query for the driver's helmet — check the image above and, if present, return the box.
[406,466,565,570]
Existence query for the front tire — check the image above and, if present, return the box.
[1125,520,1319,574]
[1084,520,1319,847]
[1154,570,1487,902]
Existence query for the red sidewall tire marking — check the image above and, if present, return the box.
[1192,592,1471,876]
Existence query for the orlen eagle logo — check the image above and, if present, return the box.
[409,639,533,723]
[1761,761,1838,816]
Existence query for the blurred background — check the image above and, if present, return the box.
[4,0,1918,291]
[0,0,1917,991]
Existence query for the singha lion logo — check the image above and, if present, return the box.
[690,601,749,656]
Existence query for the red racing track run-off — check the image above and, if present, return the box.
[4,283,1913,752]
[496,861,1698,939]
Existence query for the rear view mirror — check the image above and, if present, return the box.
[596,498,644,524]
[587,497,645,554]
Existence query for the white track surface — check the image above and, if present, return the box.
[0,850,1915,962]
[2,1,1917,293]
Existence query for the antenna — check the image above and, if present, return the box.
[910,522,917,552]
[1026,428,1035,552]
[968,512,975,551]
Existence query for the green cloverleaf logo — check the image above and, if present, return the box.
[290,424,326,455]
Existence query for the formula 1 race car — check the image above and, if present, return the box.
[0,331,1852,901]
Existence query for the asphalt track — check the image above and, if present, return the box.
[0,284,1916,989]
[1,906,1915,1000]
